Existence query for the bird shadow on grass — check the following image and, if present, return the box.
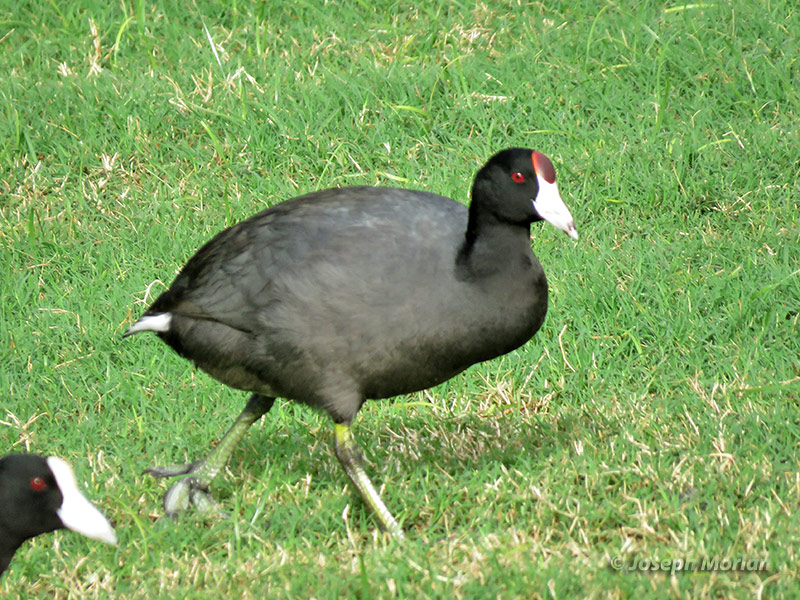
[209,398,595,537]
[239,402,569,480]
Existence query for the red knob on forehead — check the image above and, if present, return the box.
[532,151,556,184]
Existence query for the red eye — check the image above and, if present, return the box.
[30,477,47,492]
[511,172,525,184]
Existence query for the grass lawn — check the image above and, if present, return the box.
[1,0,798,597]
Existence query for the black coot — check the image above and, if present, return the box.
[126,148,578,537]
[0,454,117,576]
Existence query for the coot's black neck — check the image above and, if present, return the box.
[0,541,21,576]
[456,196,535,279]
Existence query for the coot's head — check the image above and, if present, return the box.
[0,454,117,576]
[472,148,579,239]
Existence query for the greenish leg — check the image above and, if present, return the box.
[146,394,275,516]
[333,422,405,539]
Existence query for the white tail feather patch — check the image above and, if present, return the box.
[125,313,172,336]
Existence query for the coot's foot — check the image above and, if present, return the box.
[145,394,275,517]
[145,461,226,517]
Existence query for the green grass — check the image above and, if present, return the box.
[1,0,799,597]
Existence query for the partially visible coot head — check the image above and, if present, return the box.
[0,454,117,577]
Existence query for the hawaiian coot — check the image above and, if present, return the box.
[0,454,117,576]
[125,148,578,538]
